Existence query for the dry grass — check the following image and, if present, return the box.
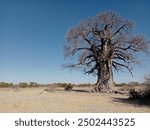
[0,86,149,113]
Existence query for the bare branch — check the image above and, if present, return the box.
[64,11,149,90]
[113,61,133,76]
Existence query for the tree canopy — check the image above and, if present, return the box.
[64,11,149,92]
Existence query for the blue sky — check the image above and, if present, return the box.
[0,0,150,84]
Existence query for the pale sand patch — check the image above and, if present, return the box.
[0,87,149,113]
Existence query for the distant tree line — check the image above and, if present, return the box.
[53,83,94,87]
[0,82,94,88]
[114,81,144,87]
[0,82,39,88]
[0,74,150,88]
[0,82,13,88]
[18,82,39,88]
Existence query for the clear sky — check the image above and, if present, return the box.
[0,0,150,84]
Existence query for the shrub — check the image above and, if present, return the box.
[129,89,150,105]
[128,81,139,87]
[64,85,73,91]
[115,83,127,87]
[129,89,142,99]
[0,82,13,88]
[18,82,28,88]
[54,83,73,88]
[77,83,93,87]
[29,82,39,87]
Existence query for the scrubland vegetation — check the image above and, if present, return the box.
[128,75,150,106]
[0,81,141,91]
[0,74,149,112]
[0,82,93,88]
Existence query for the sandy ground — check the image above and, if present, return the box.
[0,87,149,113]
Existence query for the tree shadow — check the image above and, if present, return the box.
[112,97,150,107]
[44,88,90,93]
[71,89,90,93]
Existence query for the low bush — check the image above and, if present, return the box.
[18,82,28,88]
[0,82,13,88]
[64,85,73,91]
[129,89,150,105]
[18,82,39,88]
[77,83,93,87]
[54,83,73,88]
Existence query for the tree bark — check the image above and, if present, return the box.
[93,60,114,93]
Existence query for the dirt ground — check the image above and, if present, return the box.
[0,87,149,113]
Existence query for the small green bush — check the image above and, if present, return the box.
[0,82,13,88]
[77,83,93,87]
[18,82,28,88]
[29,82,39,87]
[54,83,73,88]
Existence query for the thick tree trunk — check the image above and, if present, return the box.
[93,60,114,93]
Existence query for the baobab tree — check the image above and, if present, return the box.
[64,12,149,93]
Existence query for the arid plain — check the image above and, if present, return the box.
[0,86,149,113]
